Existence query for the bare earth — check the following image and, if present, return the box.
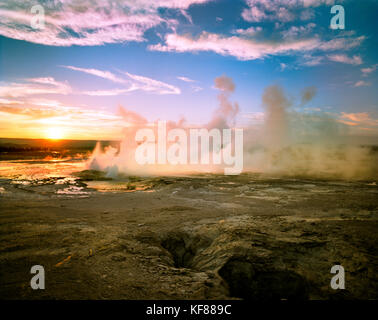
[0,173,377,300]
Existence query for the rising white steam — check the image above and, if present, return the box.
[88,78,377,180]
[244,84,377,179]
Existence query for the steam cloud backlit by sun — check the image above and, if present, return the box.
[88,76,378,180]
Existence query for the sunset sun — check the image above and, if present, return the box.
[46,127,64,140]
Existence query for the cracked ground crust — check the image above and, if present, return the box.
[0,174,377,300]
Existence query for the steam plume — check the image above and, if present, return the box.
[88,79,378,180]
[300,86,317,106]
[208,75,239,129]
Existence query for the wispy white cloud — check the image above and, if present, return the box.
[300,9,315,21]
[0,8,159,46]
[145,0,213,9]
[242,5,269,22]
[0,0,213,46]
[0,77,71,98]
[64,66,181,95]
[302,0,340,7]
[242,2,294,22]
[150,32,317,60]
[279,62,289,71]
[191,85,203,92]
[0,98,24,105]
[123,71,181,95]
[177,76,203,92]
[317,36,365,51]
[149,31,364,61]
[281,23,315,39]
[63,66,126,84]
[361,64,378,77]
[233,26,263,36]
[177,76,196,83]
[328,54,363,65]
[354,80,371,87]
[300,54,324,66]
[242,0,341,23]
[82,89,134,96]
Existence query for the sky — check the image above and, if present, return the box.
[0,0,377,140]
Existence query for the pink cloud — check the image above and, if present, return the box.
[353,80,371,87]
[0,0,213,47]
[341,112,370,122]
[234,26,263,36]
[328,54,363,65]
[361,64,378,76]
[241,0,339,23]
[242,6,268,22]
[149,31,362,61]
[281,23,316,39]
[82,89,134,96]
[339,112,377,126]
[0,78,71,98]
[318,36,365,51]
[302,0,340,7]
[0,9,155,46]
[337,112,378,135]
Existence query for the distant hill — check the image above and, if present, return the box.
[0,138,120,160]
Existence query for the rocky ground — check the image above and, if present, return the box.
[0,173,377,300]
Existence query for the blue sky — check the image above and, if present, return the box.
[0,0,377,139]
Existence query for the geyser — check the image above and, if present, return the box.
[88,78,378,180]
